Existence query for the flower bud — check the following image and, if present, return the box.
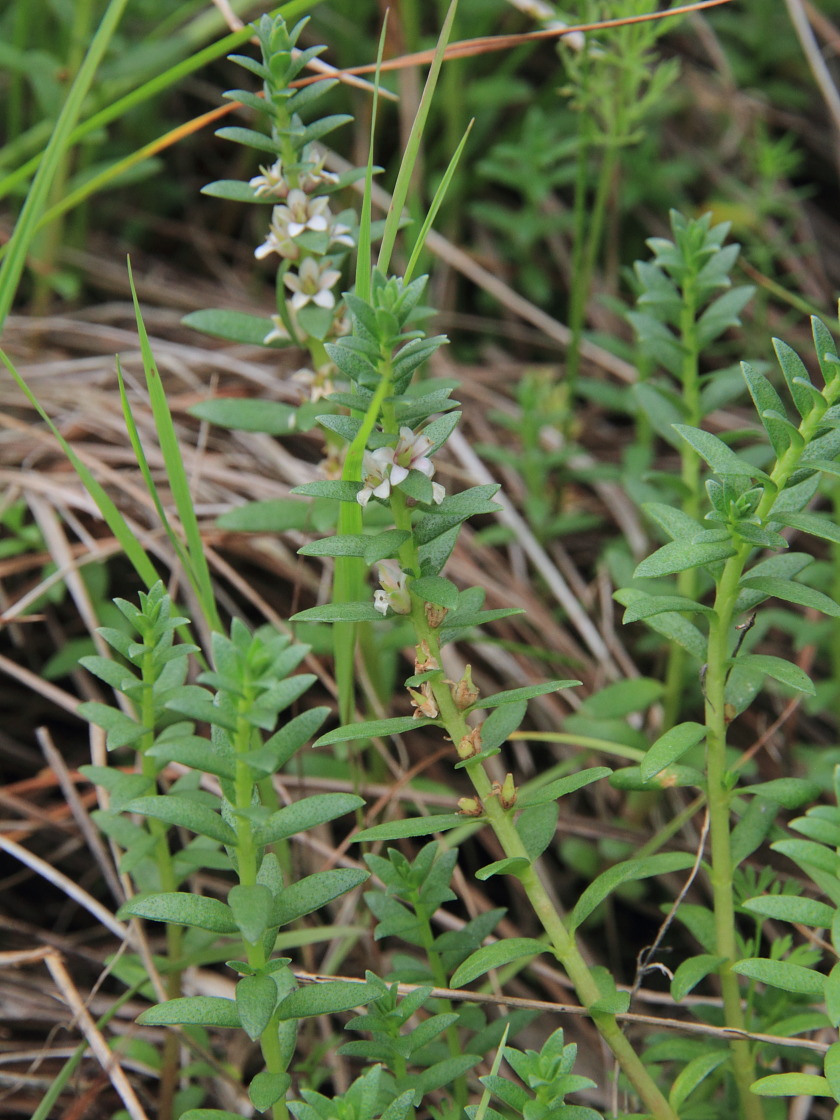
[425,602,448,629]
[457,796,483,817]
[499,773,517,810]
[414,640,439,673]
[456,727,482,760]
[451,665,480,710]
[408,681,438,719]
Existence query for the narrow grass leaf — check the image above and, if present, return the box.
[128,264,220,629]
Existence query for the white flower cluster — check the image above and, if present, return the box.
[251,155,353,321]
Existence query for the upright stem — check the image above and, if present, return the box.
[704,549,763,1120]
[662,270,703,730]
[390,509,677,1118]
[233,699,289,1120]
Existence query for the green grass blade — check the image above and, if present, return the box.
[356,16,388,304]
[404,118,473,285]
[377,0,459,275]
[0,349,159,589]
[115,357,193,580]
[127,262,221,632]
[0,0,130,333]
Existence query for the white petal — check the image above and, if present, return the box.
[390,464,408,485]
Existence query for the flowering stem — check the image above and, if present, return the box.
[384,501,676,1117]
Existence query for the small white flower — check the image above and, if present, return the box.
[357,447,394,507]
[328,216,355,249]
[284,257,342,311]
[255,219,300,261]
[299,155,340,193]
[279,190,331,238]
[292,364,336,403]
[264,314,291,344]
[249,159,288,198]
[385,427,446,503]
[374,559,411,616]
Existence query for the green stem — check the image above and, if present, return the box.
[233,700,289,1120]
[663,268,703,730]
[390,515,676,1118]
[139,649,182,1120]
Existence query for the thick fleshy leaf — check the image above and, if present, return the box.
[118,892,236,932]
[249,1072,291,1113]
[752,1073,831,1098]
[277,980,376,1019]
[732,957,824,995]
[734,654,815,695]
[237,973,278,1040]
[519,767,612,808]
[668,1051,729,1113]
[138,996,240,1027]
[122,795,236,845]
[314,717,436,746]
[410,576,460,609]
[671,954,726,1001]
[621,594,715,623]
[634,536,736,578]
[472,680,580,710]
[229,884,274,944]
[451,938,548,987]
[190,398,296,434]
[773,510,840,545]
[742,895,834,927]
[354,814,465,842]
[258,793,365,845]
[739,778,821,808]
[290,602,384,623]
[739,576,840,617]
[570,852,695,931]
[273,869,369,926]
[642,722,705,781]
[183,309,277,346]
[673,424,769,480]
